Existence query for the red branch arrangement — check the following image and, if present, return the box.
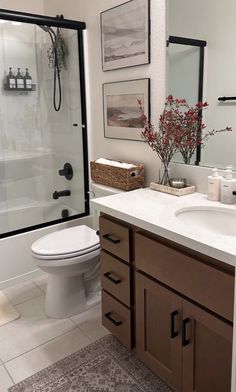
[138,95,232,185]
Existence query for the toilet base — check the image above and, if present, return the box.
[45,274,100,318]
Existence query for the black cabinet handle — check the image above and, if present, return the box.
[104,272,121,285]
[182,318,191,346]
[103,234,120,244]
[170,310,178,339]
[105,312,122,326]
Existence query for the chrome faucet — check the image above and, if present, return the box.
[53,190,71,200]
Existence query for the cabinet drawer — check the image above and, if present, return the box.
[102,290,132,349]
[135,232,234,322]
[99,216,131,262]
[101,250,131,307]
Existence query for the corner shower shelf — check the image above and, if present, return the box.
[4,84,37,92]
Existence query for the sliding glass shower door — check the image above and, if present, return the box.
[0,12,89,237]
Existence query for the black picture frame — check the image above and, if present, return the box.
[103,78,150,141]
[101,0,151,72]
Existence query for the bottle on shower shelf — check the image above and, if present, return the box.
[16,68,24,89]
[24,68,32,90]
[7,67,16,89]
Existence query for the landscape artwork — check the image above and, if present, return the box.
[107,94,144,129]
[101,0,150,71]
[103,79,150,141]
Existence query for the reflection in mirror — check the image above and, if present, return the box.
[166,0,235,169]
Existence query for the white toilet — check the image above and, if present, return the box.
[31,183,124,318]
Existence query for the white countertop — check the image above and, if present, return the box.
[92,188,236,267]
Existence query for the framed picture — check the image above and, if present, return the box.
[103,78,150,141]
[101,0,150,71]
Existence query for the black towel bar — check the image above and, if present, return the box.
[218,96,236,102]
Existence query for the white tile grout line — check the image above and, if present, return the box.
[0,279,46,310]
[6,292,45,308]
[69,318,95,341]
[69,318,78,327]
[5,326,93,385]
[3,363,15,385]
[70,317,109,343]
[0,279,103,375]
[32,280,47,294]
[2,323,92,368]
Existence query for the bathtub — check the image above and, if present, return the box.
[0,201,79,234]
[0,202,92,289]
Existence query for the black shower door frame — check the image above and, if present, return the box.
[0,9,90,238]
[167,35,207,165]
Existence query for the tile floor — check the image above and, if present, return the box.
[0,274,109,391]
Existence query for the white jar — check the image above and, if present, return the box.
[207,168,222,201]
[220,169,236,204]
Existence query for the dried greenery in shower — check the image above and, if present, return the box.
[47,28,69,71]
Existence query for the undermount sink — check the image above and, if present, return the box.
[176,206,236,237]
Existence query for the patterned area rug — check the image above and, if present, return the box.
[8,335,174,392]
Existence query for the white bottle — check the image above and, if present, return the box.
[207,168,222,201]
[220,169,236,204]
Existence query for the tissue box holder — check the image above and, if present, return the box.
[90,160,144,191]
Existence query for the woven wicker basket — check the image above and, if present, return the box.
[90,160,144,191]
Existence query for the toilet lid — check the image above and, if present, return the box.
[31,225,100,257]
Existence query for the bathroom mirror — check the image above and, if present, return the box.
[166,0,236,169]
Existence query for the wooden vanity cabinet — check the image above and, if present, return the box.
[182,299,232,392]
[99,215,134,350]
[135,231,234,392]
[136,272,233,392]
[99,214,234,391]
[136,272,182,391]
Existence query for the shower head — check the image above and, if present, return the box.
[38,25,55,35]
[38,25,50,32]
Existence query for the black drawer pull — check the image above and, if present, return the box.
[103,234,120,244]
[182,318,190,346]
[104,272,121,285]
[170,310,178,339]
[105,312,122,326]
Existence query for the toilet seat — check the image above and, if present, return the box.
[33,247,100,267]
[31,225,100,261]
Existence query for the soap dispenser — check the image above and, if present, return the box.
[16,68,24,89]
[207,168,222,201]
[220,168,236,204]
[7,67,16,89]
[24,68,32,90]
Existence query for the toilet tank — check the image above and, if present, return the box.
[90,182,124,229]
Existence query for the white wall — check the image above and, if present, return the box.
[45,0,166,186]
[0,0,44,14]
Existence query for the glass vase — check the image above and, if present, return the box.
[159,163,171,186]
